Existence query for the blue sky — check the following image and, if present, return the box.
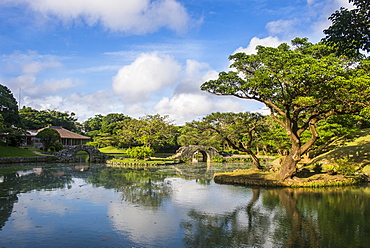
[0,0,353,125]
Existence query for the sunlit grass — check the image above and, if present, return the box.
[99,146,127,154]
[0,146,42,158]
[311,128,370,172]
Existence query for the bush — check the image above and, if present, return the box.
[86,141,99,147]
[126,146,154,159]
[6,130,24,147]
[50,141,64,152]
[212,156,225,163]
[333,158,359,176]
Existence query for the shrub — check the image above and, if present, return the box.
[126,146,154,159]
[334,158,359,176]
[50,141,64,152]
[86,141,99,147]
[36,128,61,151]
[212,156,225,163]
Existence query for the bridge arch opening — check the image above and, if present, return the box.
[75,150,91,162]
[192,150,208,162]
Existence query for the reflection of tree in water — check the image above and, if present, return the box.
[181,187,370,248]
[181,189,271,248]
[0,168,73,230]
[268,189,320,248]
[87,167,177,208]
[283,188,370,248]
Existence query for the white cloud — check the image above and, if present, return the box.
[2,50,63,74]
[112,52,181,103]
[266,19,298,37]
[174,59,218,94]
[7,75,78,97]
[154,93,213,124]
[234,36,285,55]
[21,90,122,122]
[13,0,190,34]
[264,0,356,43]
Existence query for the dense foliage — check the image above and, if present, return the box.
[201,39,370,180]
[85,114,178,152]
[19,107,79,131]
[36,128,61,151]
[126,146,155,159]
[322,0,370,57]
[0,84,20,129]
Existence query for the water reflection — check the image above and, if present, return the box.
[0,163,369,248]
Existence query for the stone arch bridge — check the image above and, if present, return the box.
[54,145,113,162]
[171,145,220,162]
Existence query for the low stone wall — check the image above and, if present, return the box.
[106,160,179,167]
[0,156,57,164]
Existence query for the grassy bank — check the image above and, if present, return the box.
[0,146,42,158]
[99,146,126,154]
[214,129,370,187]
[213,169,364,187]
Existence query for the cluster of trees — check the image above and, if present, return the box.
[19,107,78,131]
[0,87,80,147]
[1,0,368,180]
[201,0,370,179]
[82,113,178,152]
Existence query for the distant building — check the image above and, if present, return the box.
[24,126,90,147]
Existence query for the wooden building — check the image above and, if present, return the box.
[25,126,90,147]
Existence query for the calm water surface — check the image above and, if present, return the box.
[0,162,369,248]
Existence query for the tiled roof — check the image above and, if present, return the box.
[37,126,90,140]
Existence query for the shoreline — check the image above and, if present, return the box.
[213,169,369,188]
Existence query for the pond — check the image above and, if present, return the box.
[0,162,369,248]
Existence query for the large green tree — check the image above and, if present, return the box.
[201,39,370,180]
[135,114,177,151]
[180,112,265,169]
[36,128,61,151]
[19,107,78,131]
[322,0,370,57]
[0,84,20,129]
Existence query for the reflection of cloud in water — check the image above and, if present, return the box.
[169,178,252,214]
[108,203,180,246]
[108,178,253,245]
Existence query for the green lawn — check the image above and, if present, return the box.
[99,146,127,154]
[0,146,42,158]
[311,128,370,173]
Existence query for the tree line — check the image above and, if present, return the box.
[1,0,369,180]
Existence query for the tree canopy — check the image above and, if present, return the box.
[179,112,265,169]
[36,128,61,151]
[201,39,370,180]
[0,84,20,129]
[19,107,78,131]
[322,0,370,57]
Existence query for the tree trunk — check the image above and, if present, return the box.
[278,154,298,181]
[278,140,302,180]
[246,149,263,170]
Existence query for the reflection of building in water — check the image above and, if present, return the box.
[75,165,89,171]
[16,168,43,177]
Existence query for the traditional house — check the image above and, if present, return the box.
[24,126,90,147]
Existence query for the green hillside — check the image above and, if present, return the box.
[0,145,42,158]
[311,128,370,173]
